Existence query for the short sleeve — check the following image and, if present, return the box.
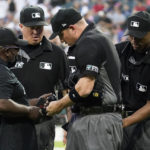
[0,67,13,99]
[76,38,105,77]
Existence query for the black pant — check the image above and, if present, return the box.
[122,119,150,150]
[35,119,55,150]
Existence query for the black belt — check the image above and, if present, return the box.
[122,110,135,118]
[122,106,137,118]
[79,105,122,115]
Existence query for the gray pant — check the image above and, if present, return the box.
[122,118,150,150]
[66,113,123,150]
[35,119,55,150]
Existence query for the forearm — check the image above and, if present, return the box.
[46,94,74,116]
[46,76,95,116]
[59,95,74,110]
[60,77,95,109]
[123,100,150,127]
[0,99,29,116]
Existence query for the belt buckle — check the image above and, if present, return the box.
[114,104,125,112]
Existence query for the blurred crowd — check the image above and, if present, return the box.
[0,0,150,44]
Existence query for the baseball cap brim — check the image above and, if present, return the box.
[0,39,28,47]
[15,39,28,46]
[124,29,147,38]
[49,32,59,40]
[23,21,48,27]
[3,45,20,49]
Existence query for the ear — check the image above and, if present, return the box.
[69,25,75,31]
[19,23,23,31]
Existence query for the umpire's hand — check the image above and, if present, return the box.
[28,106,41,120]
[46,95,74,116]
[46,101,62,116]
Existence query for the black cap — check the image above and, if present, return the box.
[125,11,150,38]
[0,27,28,47]
[49,8,82,40]
[20,5,48,27]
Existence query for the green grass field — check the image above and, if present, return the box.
[54,125,66,150]
[54,141,66,148]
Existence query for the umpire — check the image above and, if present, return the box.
[116,11,150,150]
[0,27,41,150]
[46,8,123,150]
[11,6,69,150]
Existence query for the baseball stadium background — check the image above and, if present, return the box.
[0,0,150,149]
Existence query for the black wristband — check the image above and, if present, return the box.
[68,87,81,103]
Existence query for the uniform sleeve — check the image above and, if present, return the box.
[115,43,122,57]
[0,68,13,99]
[76,38,105,78]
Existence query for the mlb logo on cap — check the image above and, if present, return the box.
[32,13,41,18]
[124,11,150,38]
[130,21,139,28]
[20,5,48,27]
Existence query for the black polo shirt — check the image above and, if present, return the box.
[67,23,121,105]
[0,58,37,150]
[11,36,69,98]
[116,41,150,110]
[0,58,28,104]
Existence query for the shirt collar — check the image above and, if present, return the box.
[68,23,95,54]
[20,36,53,59]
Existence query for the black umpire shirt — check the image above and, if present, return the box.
[0,58,37,150]
[116,41,150,110]
[11,36,68,98]
[67,23,121,106]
